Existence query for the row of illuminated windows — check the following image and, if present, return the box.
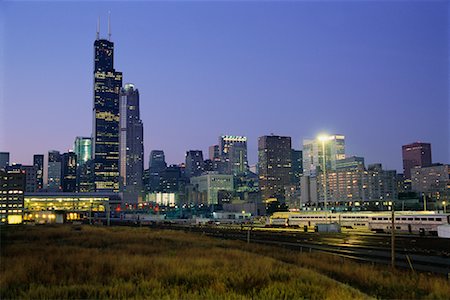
[0,209,22,213]
[371,217,442,222]
[1,204,23,207]
[1,190,24,194]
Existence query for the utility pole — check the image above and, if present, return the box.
[423,193,427,211]
[391,206,395,269]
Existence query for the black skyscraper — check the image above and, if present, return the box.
[62,152,77,192]
[33,154,44,191]
[119,83,144,204]
[92,21,123,192]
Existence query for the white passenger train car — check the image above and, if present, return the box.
[368,213,450,236]
[269,211,450,236]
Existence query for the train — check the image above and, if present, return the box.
[268,211,450,237]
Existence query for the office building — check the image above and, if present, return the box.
[149,150,167,173]
[190,172,234,205]
[291,149,303,186]
[21,165,38,193]
[402,142,432,179]
[1,166,25,224]
[33,154,44,191]
[74,137,92,167]
[119,83,144,204]
[258,135,292,201]
[302,134,345,176]
[185,150,204,178]
[47,150,62,192]
[209,145,220,161]
[302,162,397,209]
[0,152,9,170]
[62,152,77,192]
[219,135,248,175]
[92,22,123,192]
[336,156,365,171]
[411,164,449,202]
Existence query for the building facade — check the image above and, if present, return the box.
[219,135,248,175]
[92,32,123,192]
[1,166,25,224]
[185,150,204,178]
[302,134,345,176]
[190,172,234,205]
[0,152,9,170]
[258,135,292,201]
[411,164,449,202]
[33,154,44,191]
[119,83,144,204]
[402,142,432,179]
[74,137,92,167]
[47,150,62,192]
[62,152,77,192]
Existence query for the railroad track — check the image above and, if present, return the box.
[153,224,450,275]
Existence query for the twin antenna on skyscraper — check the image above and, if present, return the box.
[96,12,112,41]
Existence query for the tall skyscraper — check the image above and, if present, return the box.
[402,142,432,179]
[33,154,44,191]
[149,150,167,173]
[219,135,248,175]
[47,150,61,192]
[258,135,292,201]
[0,152,9,170]
[92,20,123,192]
[209,145,220,161]
[74,137,92,167]
[291,149,303,185]
[302,134,345,176]
[61,152,77,192]
[119,83,144,204]
[185,150,204,178]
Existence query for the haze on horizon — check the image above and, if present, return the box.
[0,1,448,171]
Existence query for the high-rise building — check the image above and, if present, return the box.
[62,152,77,192]
[219,135,248,175]
[149,150,167,173]
[0,166,25,224]
[92,22,123,192]
[258,135,292,201]
[291,149,303,186]
[74,137,92,167]
[21,165,38,192]
[47,150,62,192]
[302,134,345,176]
[0,152,9,170]
[33,154,44,191]
[185,150,204,178]
[402,142,432,179]
[209,145,220,161]
[411,164,449,202]
[119,83,144,204]
[302,162,397,209]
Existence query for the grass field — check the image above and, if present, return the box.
[1,225,449,299]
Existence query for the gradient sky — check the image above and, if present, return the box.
[0,0,448,172]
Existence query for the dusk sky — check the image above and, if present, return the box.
[0,0,448,172]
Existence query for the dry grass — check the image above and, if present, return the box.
[1,225,367,299]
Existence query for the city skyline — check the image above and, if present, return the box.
[1,1,448,171]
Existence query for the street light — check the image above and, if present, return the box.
[443,201,447,214]
[318,134,332,223]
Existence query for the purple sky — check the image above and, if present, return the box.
[1,1,448,172]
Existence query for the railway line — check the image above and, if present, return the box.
[149,223,450,276]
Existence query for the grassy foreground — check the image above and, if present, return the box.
[0,225,448,299]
